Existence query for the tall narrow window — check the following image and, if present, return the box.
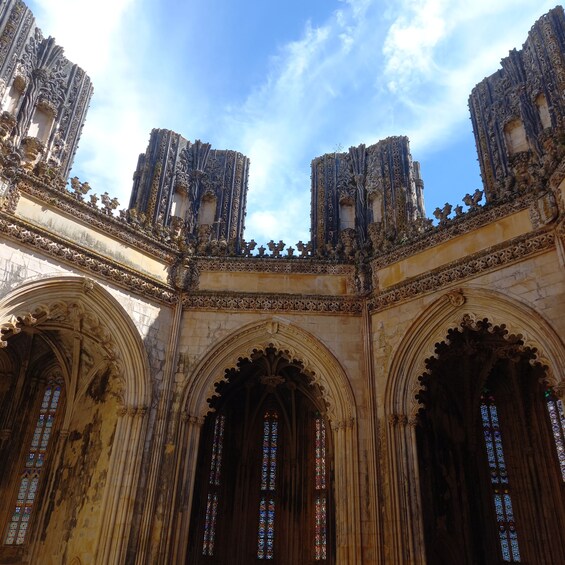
[4,380,62,545]
[315,416,327,561]
[257,410,278,560]
[545,388,565,481]
[202,414,225,556]
[480,391,521,562]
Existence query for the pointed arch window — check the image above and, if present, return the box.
[4,378,63,545]
[188,347,335,564]
[480,391,521,562]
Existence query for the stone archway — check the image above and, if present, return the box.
[0,276,151,565]
[383,287,565,563]
[170,319,361,565]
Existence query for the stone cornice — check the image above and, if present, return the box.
[182,292,363,314]
[0,211,176,304]
[369,228,555,312]
[15,172,178,262]
[371,191,540,271]
[195,256,355,276]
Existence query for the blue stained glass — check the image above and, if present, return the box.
[4,380,62,546]
[481,393,520,562]
[258,412,278,559]
[546,395,565,481]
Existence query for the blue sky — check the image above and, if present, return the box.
[28,0,559,246]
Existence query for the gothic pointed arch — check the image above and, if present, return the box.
[0,275,151,564]
[171,319,361,565]
[384,288,565,563]
[183,318,356,425]
[0,275,151,409]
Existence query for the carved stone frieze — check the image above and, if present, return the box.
[369,230,555,312]
[0,212,176,304]
[14,174,178,262]
[182,292,363,314]
[371,190,540,270]
[196,256,355,276]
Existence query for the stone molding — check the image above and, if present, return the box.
[16,175,177,262]
[183,319,356,424]
[0,211,176,304]
[182,292,363,314]
[195,255,355,275]
[370,191,539,270]
[369,229,554,312]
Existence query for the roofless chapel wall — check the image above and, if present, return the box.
[0,1,563,564]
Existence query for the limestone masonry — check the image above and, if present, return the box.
[0,1,564,564]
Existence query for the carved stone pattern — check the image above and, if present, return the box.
[182,292,362,314]
[369,230,555,312]
[0,213,176,304]
[197,256,355,276]
[371,191,539,270]
[16,175,177,262]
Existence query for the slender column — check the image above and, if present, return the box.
[168,412,204,564]
[94,405,148,565]
[387,413,426,563]
[135,297,183,564]
[333,418,362,564]
[362,302,384,563]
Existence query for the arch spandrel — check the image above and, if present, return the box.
[182,318,357,425]
[0,275,151,410]
[386,287,565,419]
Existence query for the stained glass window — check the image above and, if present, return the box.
[4,381,62,545]
[260,411,278,491]
[202,414,225,556]
[258,411,278,559]
[257,497,275,560]
[315,416,327,560]
[545,388,565,482]
[480,392,521,562]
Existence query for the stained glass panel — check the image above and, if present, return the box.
[315,495,327,560]
[258,411,278,559]
[202,493,218,556]
[260,412,278,491]
[315,417,326,490]
[481,392,520,562]
[4,382,62,545]
[209,414,225,486]
[545,389,565,481]
[201,414,225,556]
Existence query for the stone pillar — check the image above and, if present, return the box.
[386,413,425,563]
[168,412,204,565]
[95,405,148,565]
[332,418,362,564]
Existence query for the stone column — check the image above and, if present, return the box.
[386,413,426,563]
[168,412,204,564]
[332,418,362,564]
[95,405,148,565]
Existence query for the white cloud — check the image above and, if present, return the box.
[29,0,160,209]
[24,0,565,244]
